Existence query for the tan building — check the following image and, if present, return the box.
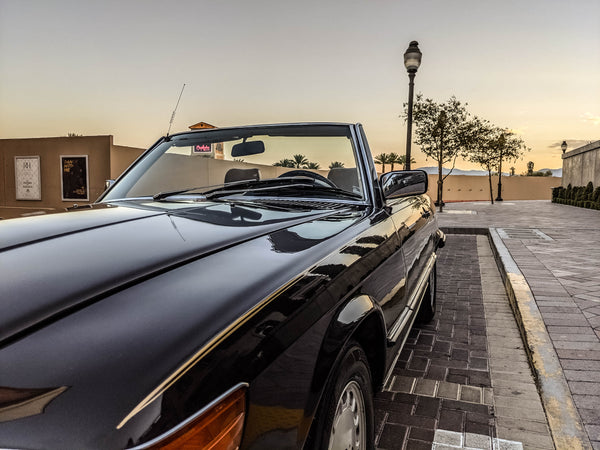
[0,136,144,220]
[562,140,600,187]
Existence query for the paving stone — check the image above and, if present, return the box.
[465,431,492,449]
[494,438,524,450]
[414,396,441,418]
[460,385,482,403]
[377,423,407,449]
[437,381,459,400]
[390,375,415,393]
[404,439,431,449]
[568,381,600,395]
[433,429,463,446]
[409,426,435,442]
[438,408,464,432]
[414,378,437,397]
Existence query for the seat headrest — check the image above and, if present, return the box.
[224,168,260,184]
[327,168,359,192]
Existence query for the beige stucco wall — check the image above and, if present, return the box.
[425,174,561,202]
[110,145,146,179]
[0,136,112,212]
[562,141,600,187]
[0,136,146,219]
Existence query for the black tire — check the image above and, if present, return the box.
[417,263,437,323]
[312,341,374,450]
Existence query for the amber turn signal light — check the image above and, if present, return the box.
[150,385,246,450]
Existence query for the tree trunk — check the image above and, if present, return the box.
[488,169,494,204]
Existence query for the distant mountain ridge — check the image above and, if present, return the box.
[416,167,562,177]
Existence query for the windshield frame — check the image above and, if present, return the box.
[97,123,371,207]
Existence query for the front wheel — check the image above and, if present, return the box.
[314,341,374,450]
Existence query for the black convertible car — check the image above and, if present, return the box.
[0,123,444,449]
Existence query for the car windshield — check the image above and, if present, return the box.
[101,124,366,204]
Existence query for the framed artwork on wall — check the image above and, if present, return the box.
[15,156,42,200]
[61,155,89,201]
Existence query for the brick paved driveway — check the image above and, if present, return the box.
[374,234,552,449]
[438,201,600,449]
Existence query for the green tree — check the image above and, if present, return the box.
[387,153,400,171]
[466,120,500,203]
[492,129,529,200]
[395,154,416,170]
[306,162,320,169]
[466,123,528,204]
[329,161,345,169]
[510,167,516,176]
[527,161,534,176]
[405,95,479,211]
[273,158,296,168]
[292,154,309,168]
[374,153,391,173]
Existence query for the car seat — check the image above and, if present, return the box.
[224,168,260,184]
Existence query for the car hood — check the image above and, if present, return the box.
[0,201,355,344]
[0,199,377,449]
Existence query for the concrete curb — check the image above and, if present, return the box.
[488,228,592,450]
[441,226,593,449]
[442,227,592,450]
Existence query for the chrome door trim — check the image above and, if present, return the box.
[386,252,436,343]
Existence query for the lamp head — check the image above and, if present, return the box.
[561,140,567,153]
[404,41,422,73]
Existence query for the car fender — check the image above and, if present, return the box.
[308,295,386,410]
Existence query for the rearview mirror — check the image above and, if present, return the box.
[380,170,428,199]
[231,141,265,157]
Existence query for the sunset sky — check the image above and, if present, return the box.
[1,0,598,173]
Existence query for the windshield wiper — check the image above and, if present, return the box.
[153,177,316,201]
[153,177,363,202]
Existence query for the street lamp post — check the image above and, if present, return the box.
[404,41,422,170]
[561,141,567,154]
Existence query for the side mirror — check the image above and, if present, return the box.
[380,170,428,199]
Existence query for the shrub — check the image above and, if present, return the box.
[555,183,600,210]
[585,182,594,201]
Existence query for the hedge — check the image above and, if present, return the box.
[552,183,600,210]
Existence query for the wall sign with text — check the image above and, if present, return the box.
[61,155,89,201]
[15,156,42,200]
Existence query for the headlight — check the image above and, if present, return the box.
[141,384,247,450]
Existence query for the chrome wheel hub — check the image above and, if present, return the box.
[328,380,366,450]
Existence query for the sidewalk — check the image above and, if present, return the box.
[438,200,600,450]
[375,234,553,449]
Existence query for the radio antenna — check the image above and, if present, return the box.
[167,83,186,137]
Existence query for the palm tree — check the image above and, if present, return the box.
[306,162,320,169]
[394,154,416,170]
[388,153,400,171]
[374,153,391,173]
[329,161,345,169]
[292,154,309,168]
[273,158,296,168]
